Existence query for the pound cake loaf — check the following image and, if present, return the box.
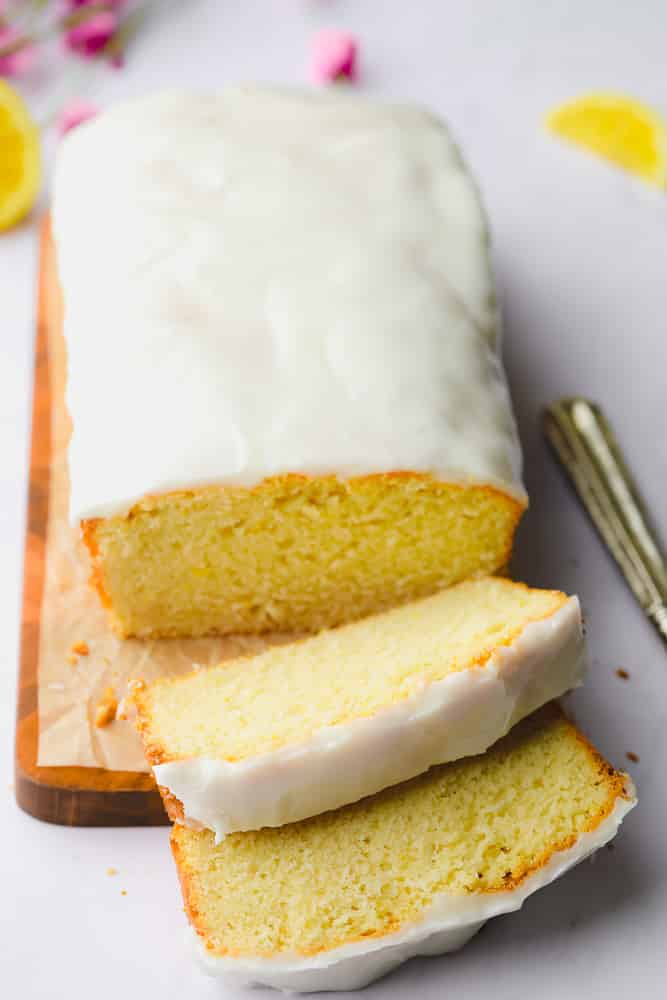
[135,578,587,837]
[52,87,526,638]
[171,706,636,992]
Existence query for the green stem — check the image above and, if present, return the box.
[99,4,150,63]
[0,35,33,59]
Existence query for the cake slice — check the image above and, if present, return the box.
[52,87,526,639]
[135,577,587,837]
[171,705,636,992]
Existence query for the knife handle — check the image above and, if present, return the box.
[543,397,667,646]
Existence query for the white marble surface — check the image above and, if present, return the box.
[1,1,665,997]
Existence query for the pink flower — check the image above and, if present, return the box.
[65,11,117,58]
[57,98,99,137]
[0,26,35,78]
[310,29,358,84]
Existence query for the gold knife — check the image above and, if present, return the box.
[543,397,667,645]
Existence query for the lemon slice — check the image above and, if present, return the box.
[546,93,667,187]
[0,80,41,231]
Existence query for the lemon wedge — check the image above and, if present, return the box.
[0,80,41,231]
[546,93,667,187]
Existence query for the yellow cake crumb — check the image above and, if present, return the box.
[82,475,525,638]
[171,706,632,959]
[94,687,118,728]
[136,578,567,764]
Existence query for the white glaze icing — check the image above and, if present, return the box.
[190,787,636,992]
[51,86,525,522]
[155,597,586,839]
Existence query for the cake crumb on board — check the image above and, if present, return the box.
[626,751,640,763]
[68,640,91,666]
[106,867,118,876]
[115,697,130,721]
[94,687,118,728]
[615,668,630,680]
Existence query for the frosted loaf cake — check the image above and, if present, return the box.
[52,87,527,638]
[135,578,587,837]
[171,707,636,992]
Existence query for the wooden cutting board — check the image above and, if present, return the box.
[14,217,168,827]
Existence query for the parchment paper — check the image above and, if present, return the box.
[37,285,288,771]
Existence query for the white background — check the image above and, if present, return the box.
[1,2,666,997]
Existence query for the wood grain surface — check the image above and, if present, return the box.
[14,217,168,827]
